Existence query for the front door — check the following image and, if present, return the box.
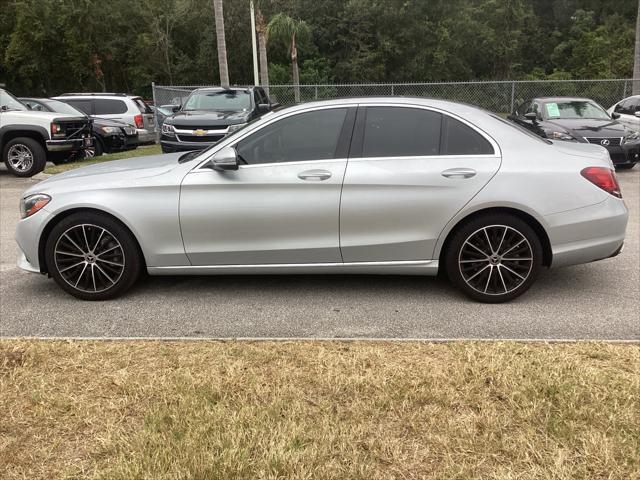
[340,105,501,262]
[180,106,355,265]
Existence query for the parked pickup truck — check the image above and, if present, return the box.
[0,88,93,177]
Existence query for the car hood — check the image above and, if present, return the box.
[165,110,250,127]
[25,153,182,196]
[545,118,626,137]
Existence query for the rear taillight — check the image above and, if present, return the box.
[580,167,622,198]
[134,114,144,129]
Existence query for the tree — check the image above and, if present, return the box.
[213,0,229,87]
[267,13,310,102]
[634,0,640,94]
[255,2,270,95]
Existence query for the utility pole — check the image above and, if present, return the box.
[634,0,640,94]
[250,1,259,86]
[213,0,229,87]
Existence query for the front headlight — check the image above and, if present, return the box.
[20,194,51,219]
[100,126,121,134]
[227,123,248,134]
[622,131,639,144]
[162,123,176,137]
[548,131,576,141]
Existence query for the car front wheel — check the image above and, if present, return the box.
[445,214,543,303]
[3,137,46,177]
[45,212,142,300]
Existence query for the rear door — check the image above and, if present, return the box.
[340,105,501,262]
[133,97,157,133]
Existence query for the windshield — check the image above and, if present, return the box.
[0,89,27,111]
[543,101,609,120]
[183,90,251,112]
[44,99,85,116]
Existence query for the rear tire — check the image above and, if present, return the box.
[45,212,142,300]
[3,137,46,177]
[444,214,543,303]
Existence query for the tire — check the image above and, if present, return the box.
[84,137,104,158]
[45,212,142,300]
[444,214,543,303]
[615,163,636,170]
[3,137,47,177]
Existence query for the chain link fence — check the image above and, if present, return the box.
[153,79,636,114]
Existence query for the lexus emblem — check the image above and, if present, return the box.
[600,139,610,146]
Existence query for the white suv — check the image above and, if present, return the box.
[54,93,158,144]
[608,95,640,132]
[0,88,92,177]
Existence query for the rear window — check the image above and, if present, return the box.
[362,107,442,157]
[93,98,128,115]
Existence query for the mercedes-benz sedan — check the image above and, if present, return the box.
[16,98,628,302]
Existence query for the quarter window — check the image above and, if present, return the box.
[236,108,348,164]
[63,99,92,115]
[362,107,441,157]
[93,99,128,115]
[441,115,494,155]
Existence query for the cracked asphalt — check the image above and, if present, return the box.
[1,164,638,340]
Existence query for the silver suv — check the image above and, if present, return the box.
[54,93,157,144]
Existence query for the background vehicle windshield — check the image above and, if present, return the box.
[0,90,27,111]
[183,90,251,111]
[45,99,86,116]
[543,101,609,120]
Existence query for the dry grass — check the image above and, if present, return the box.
[1,341,638,479]
[45,144,162,174]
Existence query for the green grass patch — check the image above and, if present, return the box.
[1,341,638,479]
[45,144,162,174]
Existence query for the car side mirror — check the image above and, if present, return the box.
[169,104,180,113]
[208,146,239,171]
[257,103,270,113]
[524,112,538,122]
[611,112,621,119]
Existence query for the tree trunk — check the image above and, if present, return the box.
[255,6,269,96]
[634,0,640,94]
[291,33,300,103]
[213,0,229,87]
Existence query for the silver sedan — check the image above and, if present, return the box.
[15,98,628,302]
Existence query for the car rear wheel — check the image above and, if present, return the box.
[3,137,46,177]
[45,212,142,300]
[445,214,543,303]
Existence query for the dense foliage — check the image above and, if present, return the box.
[0,0,636,97]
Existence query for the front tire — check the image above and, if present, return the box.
[3,137,46,177]
[45,212,142,300]
[444,214,543,303]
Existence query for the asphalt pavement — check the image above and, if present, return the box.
[1,164,638,340]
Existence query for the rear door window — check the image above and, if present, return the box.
[63,99,93,115]
[93,99,128,115]
[134,98,153,114]
[361,106,441,157]
[441,116,494,155]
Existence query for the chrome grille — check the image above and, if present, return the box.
[584,137,622,147]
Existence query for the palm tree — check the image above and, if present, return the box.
[254,2,269,95]
[267,13,310,103]
[213,0,229,87]
[634,0,640,94]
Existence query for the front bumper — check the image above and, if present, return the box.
[605,142,640,165]
[46,136,92,152]
[15,207,53,273]
[161,138,212,153]
[103,133,139,152]
[546,195,628,268]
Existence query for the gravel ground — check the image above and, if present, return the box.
[0,163,638,340]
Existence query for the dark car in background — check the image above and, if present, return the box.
[20,97,139,157]
[508,97,639,169]
[160,86,278,153]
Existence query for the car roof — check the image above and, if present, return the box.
[56,93,141,99]
[192,87,255,93]
[531,97,596,103]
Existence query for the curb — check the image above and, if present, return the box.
[32,172,52,180]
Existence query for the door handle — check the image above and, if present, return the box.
[441,168,477,179]
[298,169,332,181]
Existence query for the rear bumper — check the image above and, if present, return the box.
[546,195,628,268]
[137,129,157,145]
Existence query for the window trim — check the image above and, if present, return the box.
[350,104,498,159]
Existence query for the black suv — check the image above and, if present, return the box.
[160,86,278,153]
